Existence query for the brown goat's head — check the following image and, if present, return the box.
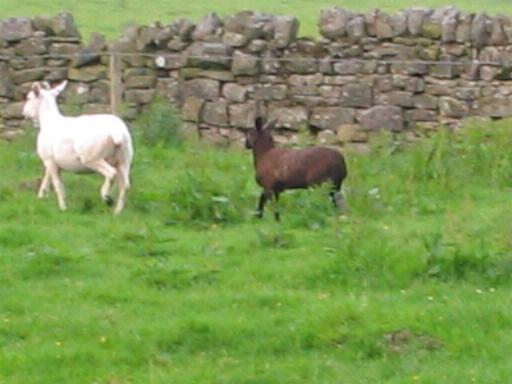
[245,117,276,150]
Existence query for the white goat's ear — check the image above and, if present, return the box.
[31,82,41,97]
[52,80,68,95]
[40,81,51,89]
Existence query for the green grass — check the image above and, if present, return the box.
[2,117,512,383]
[1,0,512,40]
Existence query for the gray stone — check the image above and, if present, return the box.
[430,63,459,78]
[124,76,158,89]
[232,51,260,75]
[333,59,364,75]
[123,68,157,79]
[441,14,458,43]
[51,13,80,38]
[136,26,159,50]
[254,84,287,100]
[14,37,48,56]
[426,84,454,97]
[186,42,233,69]
[224,11,274,42]
[171,18,196,42]
[68,65,107,82]
[44,68,68,82]
[268,106,308,130]
[439,97,469,118]
[374,11,394,39]
[9,56,44,71]
[285,54,317,74]
[337,124,368,143]
[0,102,25,119]
[376,91,415,107]
[223,32,248,47]
[192,13,223,41]
[421,15,443,39]
[489,17,507,46]
[340,83,373,108]
[60,82,89,104]
[455,87,480,100]
[71,33,106,68]
[202,100,229,126]
[405,77,426,93]
[359,105,404,131]
[413,94,439,109]
[405,109,438,121]
[310,107,356,130]
[273,16,299,48]
[456,13,473,43]
[49,43,81,56]
[408,8,432,36]
[89,81,110,104]
[182,96,204,122]
[11,68,46,84]
[477,95,512,117]
[32,15,52,34]
[125,90,156,104]
[288,74,323,86]
[316,129,339,145]
[319,7,352,39]
[261,52,281,74]
[248,39,268,53]
[347,15,367,40]
[471,13,492,48]
[167,38,189,51]
[229,102,258,128]
[0,17,33,42]
[182,78,220,100]
[319,85,342,99]
[390,62,429,76]
[223,83,247,102]
[374,10,407,39]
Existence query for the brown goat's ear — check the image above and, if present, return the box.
[255,116,265,131]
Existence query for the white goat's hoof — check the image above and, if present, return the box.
[104,195,114,206]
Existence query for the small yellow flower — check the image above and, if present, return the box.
[100,336,107,343]
[55,341,62,347]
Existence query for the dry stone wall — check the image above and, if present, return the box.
[2,8,512,145]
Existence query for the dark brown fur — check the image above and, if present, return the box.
[245,117,348,221]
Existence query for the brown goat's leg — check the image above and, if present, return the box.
[330,179,348,214]
[256,191,270,218]
[273,192,281,222]
[330,190,348,214]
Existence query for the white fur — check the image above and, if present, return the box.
[23,81,134,214]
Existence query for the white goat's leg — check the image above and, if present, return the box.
[85,160,117,205]
[37,167,51,198]
[47,163,66,210]
[114,164,131,215]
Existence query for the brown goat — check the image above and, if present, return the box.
[245,117,348,221]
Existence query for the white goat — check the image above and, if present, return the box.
[22,81,134,214]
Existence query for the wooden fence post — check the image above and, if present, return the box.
[109,52,122,116]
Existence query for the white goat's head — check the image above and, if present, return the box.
[22,81,68,124]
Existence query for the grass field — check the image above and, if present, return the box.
[1,0,512,40]
[3,1,512,383]
[2,114,512,383]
